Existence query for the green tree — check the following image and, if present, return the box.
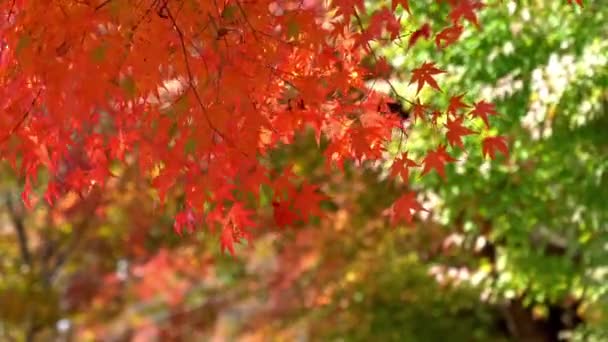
[377,0,608,339]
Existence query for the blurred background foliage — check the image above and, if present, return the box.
[1,0,607,341]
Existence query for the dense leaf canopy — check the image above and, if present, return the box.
[0,0,512,253]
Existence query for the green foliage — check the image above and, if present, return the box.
[378,0,608,337]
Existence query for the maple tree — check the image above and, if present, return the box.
[0,0,604,339]
[0,0,583,254]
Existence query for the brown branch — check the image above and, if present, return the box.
[45,188,104,283]
[6,193,32,268]
[46,224,86,282]
[94,0,113,11]
[6,0,16,21]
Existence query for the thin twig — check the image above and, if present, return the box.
[352,10,413,106]
[352,10,413,142]
[94,0,113,11]
[236,2,261,42]
[6,0,16,21]
[0,89,42,145]
[166,7,248,156]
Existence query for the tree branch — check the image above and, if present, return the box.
[6,193,32,268]
[94,0,113,11]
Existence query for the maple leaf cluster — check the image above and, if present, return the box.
[0,0,531,256]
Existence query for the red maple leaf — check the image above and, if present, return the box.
[411,98,429,122]
[482,136,509,159]
[431,109,443,127]
[293,183,327,220]
[470,100,498,128]
[333,0,366,22]
[392,0,411,14]
[445,116,476,148]
[435,25,463,49]
[448,0,485,28]
[421,145,457,178]
[227,203,256,231]
[220,203,256,256]
[272,200,299,228]
[410,61,446,94]
[390,191,426,225]
[220,225,236,257]
[350,125,386,162]
[366,9,402,42]
[390,152,419,183]
[408,23,432,48]
[173,209,197,236]
[373,57,393,78]
[447,93,470,115]
[567,0,583,7]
